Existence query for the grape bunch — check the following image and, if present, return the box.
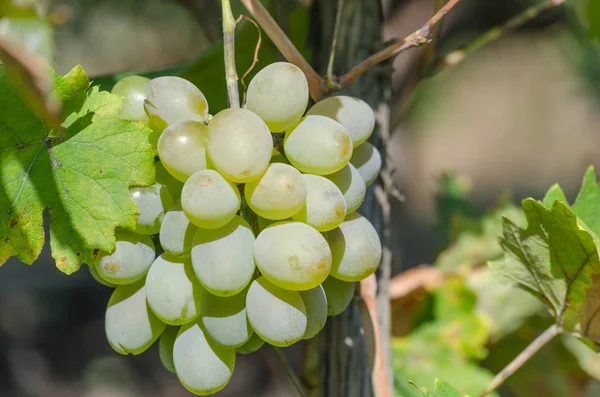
[96,62,383,395]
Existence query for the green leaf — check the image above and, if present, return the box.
[494,198,600,340]
[572,166,600,238]
[541,183,568,209]
[0,65,155,273]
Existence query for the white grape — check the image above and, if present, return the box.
[236,333,265,354]
[246,62,309,132]
[324,163,366,213]
[292,175,346,232]
[201,288,253,348]
[156,160,184,201]
[326,213,382,282]
[158,120,210,182]
[321,276,355,316]
[130,183,174,235]
[299,286,328,339]
[160,203,197,257]
[207,108,272,183]
[254,221,331,290]
[173,322,235,395]
[350,141,382,186]
[94,230,155,285]
[105,281,166,355]
[144,76,209,132]
[88,265,116,288]
[246,277,307,347]
[145,254,203,325]
[111,75,150,122]
[191,216,255,296]
[181,169,240,229]
[307,95,375,147]
[284,115,353,175]
[159,325,179,374]
[245,163,307,220]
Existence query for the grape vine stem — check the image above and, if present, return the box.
[221,0,240,108]
[337,0,462,88]
[272,346,308,397]
[326,0,344,90]
[479,324,559,396]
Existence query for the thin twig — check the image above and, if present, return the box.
[326,0,344,89]
[240,0,324,101]
[272,346,308,397]
[479,324,559,397]
[338,0,462,88]
[236,15,262,106]
[221,0,240,108]
[437,0,568,70]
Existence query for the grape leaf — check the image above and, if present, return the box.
[0,64,155,273]
[412,379,468,397]
[493,197,600,340]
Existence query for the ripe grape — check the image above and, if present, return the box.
[201,287,253,348]
[111,75,150,122]
[284,115,353,175]
[159,325,179,374]
[246,62,309,132]
[155,160,184,201]
[299,286,328,339]
[246,277,307,347]
[326,213,382,282]
[130,183,174,235]
[160,203,197,257]
[254,221,331,290]
[144,76,209,132]
[321,276,355,316]
[207,108,272,183]
[173,322,235,395]
[307,95,375,147]
[191,216,255,296]
[88,265,116,288]
[236,332,265,354]
[158,120,210,182]
[145,254,203,325]
[94,230,155,285]
[245,163,307,220]
[325,163,366,213]
[181,169,240,229]
[292,175,346,232]
[105,281,166,355]
[349,141,382,186]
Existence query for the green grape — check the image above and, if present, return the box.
[246,277,307,347]
[299,286,328,339]
[160,203,197,257]
[94,230,155,285]
[349,141,382,186]
[88,265,117,288]
[321,276,355,316]
[201,287,252,348]
[245,163,307,220]
[145,254,203,325]
[292,175,346,232]
[306,95,375,147]
[191,216,255,296]
[326,213,382,282]
[254,221,331,291]
[284,115,353,175]
[246,62,309,132]
[158,120,210,182]
[105,281,166,355]
[155,160,184,201]
[207,108,272,183]
[173,322,235,395]
[181,169,240,229]
[144,76,209,132]
[130,183,174,235]
[111,75,150,122]
[257,215,290,232]
[235,332,265,354]
[324,163,366,213]
[159,325,179,374]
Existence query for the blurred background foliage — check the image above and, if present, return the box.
[2,0,600,396]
